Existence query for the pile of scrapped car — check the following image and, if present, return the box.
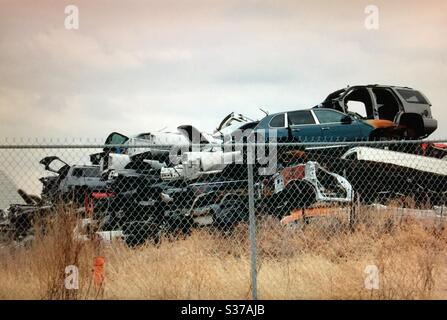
[1,84,446,246]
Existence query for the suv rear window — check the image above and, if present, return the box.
[396,89,428,104]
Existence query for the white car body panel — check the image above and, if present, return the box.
[341,147,447,176]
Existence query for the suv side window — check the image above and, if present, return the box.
[314,109,346,123]
[269,114,285,128]
[287,110,315,125]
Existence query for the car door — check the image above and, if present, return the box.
[342,87,375,119]
[286,110,322,141]
[262,112,289,143]
[312,109,363,141]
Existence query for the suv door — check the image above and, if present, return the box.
[371,88,401,121]
[313,109,363,141]
[287,110,321,141]
[342,87,375,119]
[64,167,85,192]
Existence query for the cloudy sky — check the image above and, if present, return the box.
[1,0,446,141]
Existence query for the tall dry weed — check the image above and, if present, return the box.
[0,206,446,299]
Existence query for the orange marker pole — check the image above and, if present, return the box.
[92,256,105,296]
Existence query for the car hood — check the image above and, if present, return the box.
[39,156,70,175]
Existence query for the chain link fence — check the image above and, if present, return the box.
[0,139,447,299]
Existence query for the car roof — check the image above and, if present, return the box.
[323,84,419,102]
[266,108,308,118]
[266,107,338,118]
[337,84,415,91]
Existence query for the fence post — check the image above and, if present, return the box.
[247,160,258,300]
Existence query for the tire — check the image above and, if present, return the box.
[122,220,161,247]
[214,204,246,231]
[270,181,317,217]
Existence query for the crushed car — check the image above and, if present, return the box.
[160,150,243,181]
[90,130,190,176]
[257,161,353,217]
[95,115,251,179]
[119,177,250,246]
[0,189,52,242]
[39,156,107,205]
[420,142,447,160]
[317,84,437,139]
[320,146,447,206]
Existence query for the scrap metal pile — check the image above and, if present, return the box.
[1,85,446,246]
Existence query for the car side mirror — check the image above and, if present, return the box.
[341,115,352,124]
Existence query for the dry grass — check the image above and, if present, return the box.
[0,206,446,300]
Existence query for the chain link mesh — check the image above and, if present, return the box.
[0,140,446,299]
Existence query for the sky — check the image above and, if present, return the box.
[0,0,446,141]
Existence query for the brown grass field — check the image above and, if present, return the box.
[0,206,447,300]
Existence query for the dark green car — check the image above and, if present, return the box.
[253,108,377,142]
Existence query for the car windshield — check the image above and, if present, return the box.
[396,89,428,104]
[83,167,100,177]
[47,159,68,173]
[105,132,129,145]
